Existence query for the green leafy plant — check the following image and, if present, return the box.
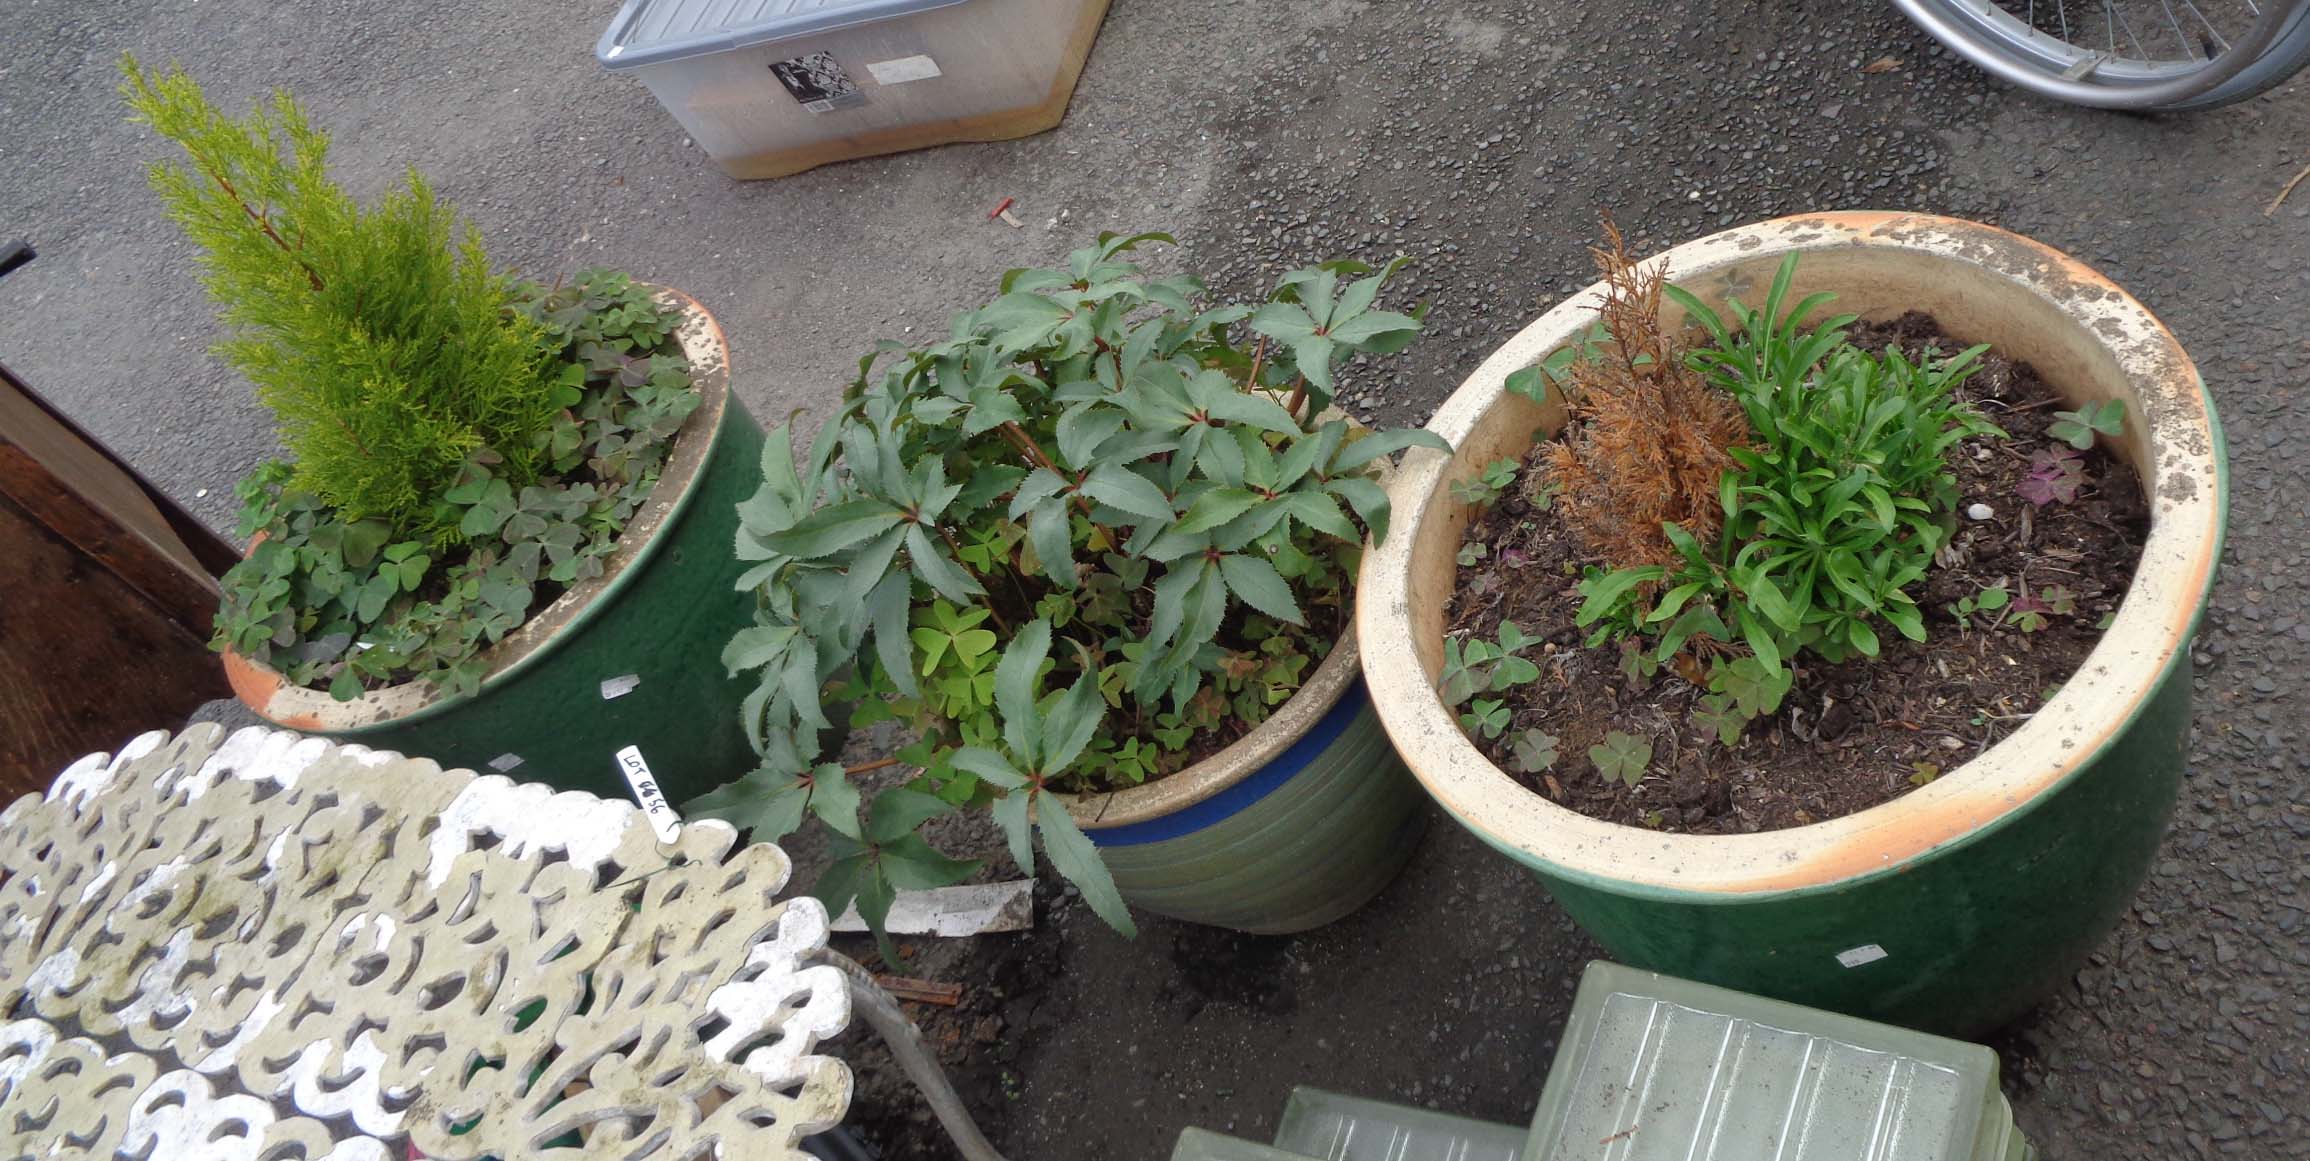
[698,233,1447,944]
[1950,580,2074,634]
[1573,254,2003,689]
[1439,620,1544,708]
[2037,583,2079,615]
[1449,458,1521,508]
[1949,586,2005,632]
[1504,342,1583,405]
[1687,653,1795,744]
[128,60,701,698]
[1510,728,1560,773]
[1461,698,1513,740]
[1589,731,1653,788]
[2006,591,2052,633]
[1618,639,1662,684]
[1948,583,2010,630]
[2047,400,2125,450]
[1692,695,1747,747]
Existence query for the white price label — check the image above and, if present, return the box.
[866,54,942,85]
[615,745,682,845]
[1836,943,1889,969]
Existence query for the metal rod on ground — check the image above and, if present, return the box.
[820,951,1011,1161]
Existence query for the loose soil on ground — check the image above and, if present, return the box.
[1445,312,2150,833]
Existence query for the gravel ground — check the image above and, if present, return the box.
[6,0,2310,1157]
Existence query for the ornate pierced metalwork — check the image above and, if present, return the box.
[0,725,852,1159]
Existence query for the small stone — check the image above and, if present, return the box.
[1966,503,1995,521]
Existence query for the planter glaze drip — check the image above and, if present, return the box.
[224,290,767,805]
[1064,628,1428,934]
[1357,213,2225,1034]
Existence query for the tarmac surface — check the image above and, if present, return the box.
[5,0,2309,1156]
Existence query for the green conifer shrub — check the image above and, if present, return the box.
[122,57,558,533]
[123,59,702,699]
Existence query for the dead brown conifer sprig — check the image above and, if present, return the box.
[1543,219,1751,569]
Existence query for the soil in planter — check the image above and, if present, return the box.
[1445,313,2150,834]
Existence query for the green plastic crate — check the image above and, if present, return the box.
[1527,962,2035,1161]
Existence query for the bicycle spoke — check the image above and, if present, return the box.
[1905,0,2310,108]
[1992,0,2275,61]
[2106,0,2148,56]
[2158,0,2200,58]
[2177,0,2234,51]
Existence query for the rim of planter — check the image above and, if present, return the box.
[1061,619,1364,830]
[223,287,734,733]
[1357,211,2227,900]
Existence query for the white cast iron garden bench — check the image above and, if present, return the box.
[0,725,1004,1160]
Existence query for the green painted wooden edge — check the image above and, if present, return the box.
[1482,394,2226,1035]
[329,394,767,805]
[1094,695,1428,933]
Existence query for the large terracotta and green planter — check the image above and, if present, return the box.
[1358,212,2225,1034]
[224,290,768,806]
[1065,628,1428,933]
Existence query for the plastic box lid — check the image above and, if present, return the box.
[1171,1128,1320,1161]
[1527,963,2004,1161]
[1274,1087,1524,1161]
[596,0,972,70]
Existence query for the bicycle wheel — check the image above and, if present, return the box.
[1892,0,2310,110]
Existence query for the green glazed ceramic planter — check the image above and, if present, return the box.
[225,289,767,806]
[1357,213,2226,1035]
[1065,628,1429,934]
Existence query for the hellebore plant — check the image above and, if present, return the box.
[697,233,1447,948]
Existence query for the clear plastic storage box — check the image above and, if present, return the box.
[595,0,1111,179]
[1167,962,2035,1161]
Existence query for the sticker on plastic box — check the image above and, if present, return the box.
[771,52,866,113]
[867,54,942,85]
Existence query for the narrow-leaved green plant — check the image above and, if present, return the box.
[1564,255,2004,741]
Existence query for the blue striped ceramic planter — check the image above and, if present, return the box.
[1065,632,1428,934]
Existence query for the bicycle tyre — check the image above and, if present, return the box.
[2162,1,2310,110]
[1895,0,2310,111]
